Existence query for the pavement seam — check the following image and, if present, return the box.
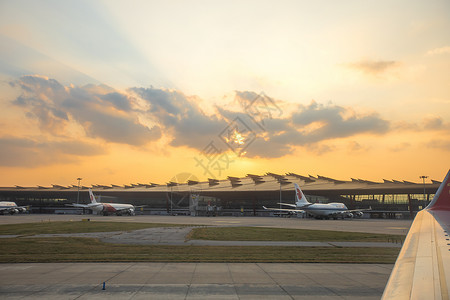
[129,263,167,299]
[255,263,295,300]
[226,263,240,300]
[316,264,349,299]
[184,263,197,300]
[73,263,136,299]
[328,263,385,294]
[24,263,79,299]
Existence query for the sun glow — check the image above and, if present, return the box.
[225,129,245,146]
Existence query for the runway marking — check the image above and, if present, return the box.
[0,265,32,270]
[213,221,241,224]
[386,227,408,230]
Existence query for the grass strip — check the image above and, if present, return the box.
[0,237,400,263]
[187,226,404,242]
[0,221,186,236]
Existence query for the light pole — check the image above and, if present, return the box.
[419,175,428,205]
[279,182,282,217]
[77,178,82,204]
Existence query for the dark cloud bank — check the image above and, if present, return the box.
[5,75,395,167]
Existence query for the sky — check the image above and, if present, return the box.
[0,0,449,187]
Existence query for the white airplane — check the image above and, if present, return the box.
[0,201,28,214]
[69,189,143,216]
[263,183,370,219]
[382,169,450,299]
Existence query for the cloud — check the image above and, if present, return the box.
[393,121,420,131]
[12,75,69,135]
[393,117,449,132]
[423,116,443,130]
[10,77,393,160]
[11,76,161,145]
[216,100,389,158]
[389,142,411,152]
[346,59,400,75]
[131,87,228,150]
[426,139,450,151]
[290,101,390,142]
[347,141,368,153]
[426,46,450,56]
[0,137,105,167]
[304,143,336,155]
[243,137,292,158]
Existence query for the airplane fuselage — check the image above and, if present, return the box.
[302,203,347,216]
[263,183,367,219]
[297,202,357,218]
[0,201,27,214]
[88,203,135,216]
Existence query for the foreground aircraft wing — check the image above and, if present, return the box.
[382,169,450,299]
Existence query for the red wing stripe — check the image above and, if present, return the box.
[428,169,450,211]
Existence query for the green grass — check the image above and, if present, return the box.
[0,222,402,263]
[187,226,404,242]
[0,221,186,236]
[0,237,400,263]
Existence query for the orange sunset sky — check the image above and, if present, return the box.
[0,0,449,187]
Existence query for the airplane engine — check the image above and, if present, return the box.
[346,212,353,218]
[355,211,363,218]
[128,208,135,216]
[10,209,18,214]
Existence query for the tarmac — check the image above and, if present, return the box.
[0,214,407,299]
[0,214,412,235]
[0,262,393,299]
[19,226,402,248]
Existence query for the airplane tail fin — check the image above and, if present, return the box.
[89,189,97,204]
[427,169,450,211]
[294,183,310,206]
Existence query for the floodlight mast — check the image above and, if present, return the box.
[420,175,428,204]
[76,178,82,204]
[279,182,282,216]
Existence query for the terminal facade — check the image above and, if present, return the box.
[0,173,440,218]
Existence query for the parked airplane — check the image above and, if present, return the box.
[263,183,370,219]
[382,169,450,299]
[68,189,143,216]
[0,201,28,214]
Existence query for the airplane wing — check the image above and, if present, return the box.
[112,207,135,213]
[0,206,28,213]
[277,202,314,209]
[339,207,372,217]
[382,169,450,299]
[345,207,372,213]
[263,206,305,213]
[0,206,27,213]
[277,202,297,208]
[66,203,102,208]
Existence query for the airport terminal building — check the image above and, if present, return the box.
[0,173,441,218]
